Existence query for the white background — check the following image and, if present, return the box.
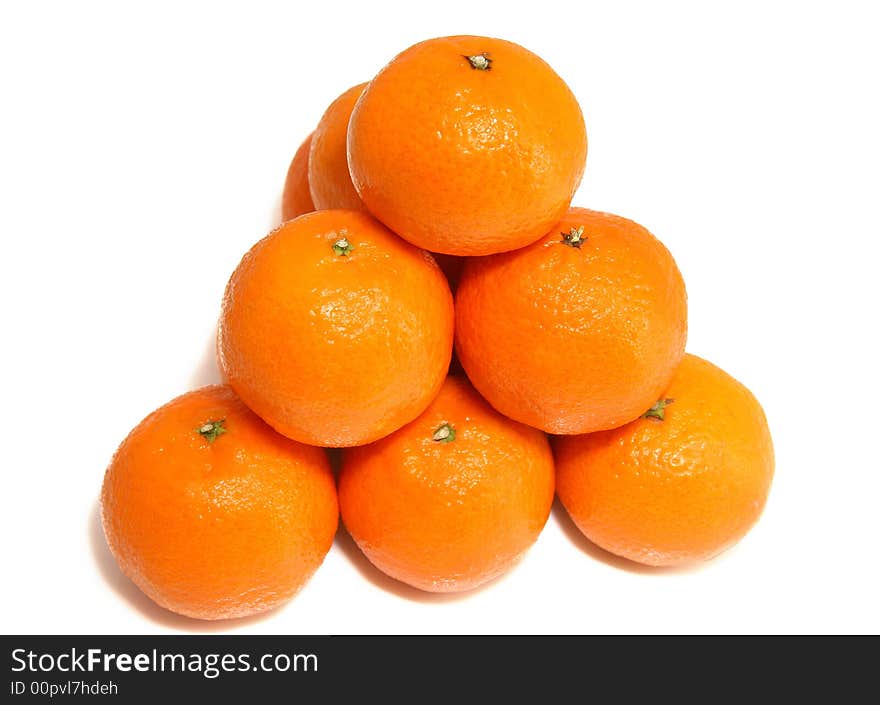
[2,1,878,635]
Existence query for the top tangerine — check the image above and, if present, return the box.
[347,35,587,256]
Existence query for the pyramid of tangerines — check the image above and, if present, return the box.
[101,35,774,621]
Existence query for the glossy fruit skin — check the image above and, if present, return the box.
[456,207,687,434]
[281,133,315,221]
[219,209,454,447]
[309,83,368,211]
[347,35,587,256]
[339,376,555,592]
[100,385,338,620]
[555,354,774,567]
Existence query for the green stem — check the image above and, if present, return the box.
[643,399,674,421]
[332,237,354,256]
[197,419,227,443]
[432,423,456,443]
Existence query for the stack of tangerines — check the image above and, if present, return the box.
[101,36,774,621]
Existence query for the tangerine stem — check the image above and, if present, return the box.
[197,419,227,443]
[332,237,354,256]
[561,226,586,248]
[432,423,456,443]
[464,53,492,71]
[643,399,674,421]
